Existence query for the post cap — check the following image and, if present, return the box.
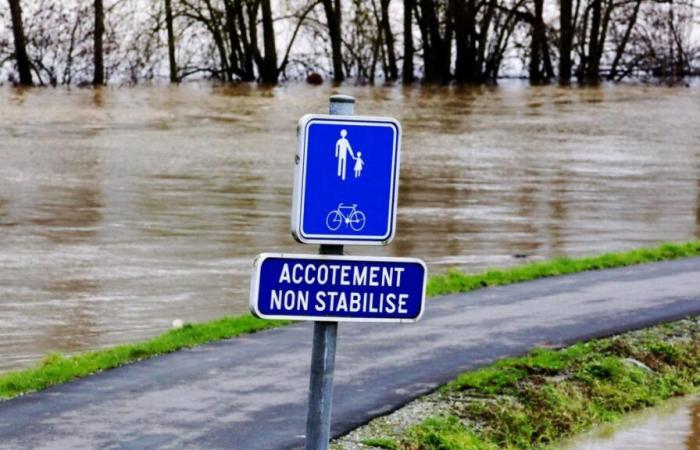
[329,95,356,104]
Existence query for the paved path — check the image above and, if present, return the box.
[1,258,700,450]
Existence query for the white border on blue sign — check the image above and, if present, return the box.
[291,114,402,246]
[249,253,427,323]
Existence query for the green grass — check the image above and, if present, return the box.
[0,316,290,400]
[1,240,699,401]
[426,241,700,297]
[400,318,700,449]
[362,437,400,449]
[406,416,497,450]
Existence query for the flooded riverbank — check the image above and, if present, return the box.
[1,82,699,371]
[562,394,700,449]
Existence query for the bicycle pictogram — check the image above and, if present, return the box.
[325,203,366,231]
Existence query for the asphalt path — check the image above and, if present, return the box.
[1,258,700,450]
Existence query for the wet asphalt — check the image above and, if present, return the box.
[1,257,699,450]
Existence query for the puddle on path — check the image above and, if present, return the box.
[561,395,700,449]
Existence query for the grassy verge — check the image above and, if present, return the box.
[1,240,699,401]
[426,240,700,296]
[0,316,291,400]
[340,318,700,450]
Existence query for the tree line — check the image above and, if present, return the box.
[1,0,698,86]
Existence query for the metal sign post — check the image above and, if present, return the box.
[248,94,425,450]
[306,95,352,450]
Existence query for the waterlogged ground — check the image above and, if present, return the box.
[0,82,699,371]
[561,395,700,450]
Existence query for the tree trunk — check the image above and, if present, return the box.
[596,0,613,73]
[93,0,105,85]
[559,0,573,82]
[258,0,278,83]
[221,0,257,82]
[576,0,590,80]
[418,0,450,82]
[454,0,478,82]
[529,0,546,83]
[239,1,256,81]
[585,0,602,82]
[225,0,242,80]
[322,0,344,82]
[442,0,454,80]
[8,0,33,85]
[164,0,178,82]
[379,0,398,80]
[402,0,415,82]
[542,37,555,79]
[476,0,496,80]
[417,0,437,81]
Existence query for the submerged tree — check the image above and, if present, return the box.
[164,0,178,82]
[0,0,697,85]
[378,0,398,80]
[558,0,573,82]
[415,0,452,82]
[93,0,104,85]
[7,0,33,85]
[631,0,696,79]
[321,0,344,81]
[528,0,553,83]
[175,0,320,83]
[256,0,278,83]
[402,0,415,82]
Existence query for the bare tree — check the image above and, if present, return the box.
[559,0,574,81]
[277,0,323,77]
[379,0,398,80]
[528,0,553,82]
[256,0,278,83]
[453,0,478,82]
[585,0,602,81]
[1,0,697,85]
[93,0,104,85]
[8,0,32,85]
[416,0,452,81]
[630,0,697,79]
[165,0,178,82]
[606,0,641,80]
[450,0,525,82]
[321,0,343,81]
[175,0,318,83]
[403,0,415,82]
[344,0,378,81]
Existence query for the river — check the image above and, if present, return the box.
[0,82,699,372]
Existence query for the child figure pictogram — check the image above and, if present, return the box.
[353,152,365,178]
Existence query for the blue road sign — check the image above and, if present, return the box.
[250,254,427,323]
[292,115,401,245]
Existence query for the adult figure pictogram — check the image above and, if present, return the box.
[335,129,355,180]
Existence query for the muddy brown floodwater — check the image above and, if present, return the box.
[0,82,699,372]
[562,395,700,449]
